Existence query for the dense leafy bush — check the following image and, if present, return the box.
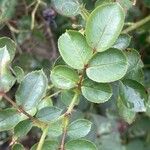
[0,0,150,150]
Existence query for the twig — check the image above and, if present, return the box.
[56,92,79,121]
[59,117,69,150]
[42,90,61,100]
[80,5,90,21]
[36,126,49,150]
[31,0,41,30]
[6,23,23,54]
[44,20,58,60]
[133,0,136,5]
[58,93,79,149]
[0,92,47,128]
[7,22,28,33]
[122,15,150,33]
[77,65,88,89]
[49,90,61,98]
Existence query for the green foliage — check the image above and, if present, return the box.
[85,3,125,52]
[13,66,25,83]
[0,108,22,131]
[31,140,59,150]
[0,46,16,92]
[52,0,81,17]
[0,37,16,61]
[0,0,17,23]
[0,0,149,149]
[14,120,33,139]
[95,0,113,7]
[65,139,97,150]
[81,79,112,103]
[12,143,25,150]
[112,34,131,50]
[51,65,79,89]
[119,79,147,112]
[15,70,48,111]
[67,119,92,139]
[86,48,128,83]
[117,97,136,124]
[36,106,63,122]
[58,30,93,69]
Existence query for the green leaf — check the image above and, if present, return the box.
[13,66,25,83]
[85,3,125,52]
[36,106,63,122]
[124,49,144,83]
[86,48,127,83]
[53,56,66,68]
[91,114,112,135]
[48,120,63,138]
[12,143,25,150]
[31,140,59,150]
[14,120,33,139]
[52,0,81,17]
[112,34,131,50]
[65,139,97,150]
[124,49,143,73]
[125,67,144,83]
[58,30,93,69]
[51,65,79,89]
[81,79,112,103]
[0,0,17,23]
[143,0,150,8]
[96,132,125,150]
[95,0,113,7]
[146,95,150,117]
[0,108,22,132]
[117,98,136,124]
[0,37,16,61]
[67,119,92,139]
[61,90,79,106]
[119,80,148,112]
[15,70,48,111]
[126,139,150,150]
[0,46,16,92]
[117,0,133,10]
[37,97,53,110]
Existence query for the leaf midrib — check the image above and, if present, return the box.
[89,61,125,68]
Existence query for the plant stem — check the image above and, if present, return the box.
[80,6,90,21]
[133,0,136,5]
[56,92,79,121]
[58,93,78,149]
[122,15,150,33]
[59,117,69,150]
[36,126,49,150]
[31,0,42,30]
[65,92,79,115]
[1,93,47,128]
[49,90,61,98]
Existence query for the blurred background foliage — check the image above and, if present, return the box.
[0,0,150,149]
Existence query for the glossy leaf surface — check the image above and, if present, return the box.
[65,139,97,150]
[51,65,79,89]
[52,0,81,17]
[119,80,148,112]
[86,3,125,52]
[86,48,127,83]
[81,79,112,103]
[112,34,131,50]
[67,119,92,139]
[36,106,63,122]
[58,30,93,69]
[15,70,48,111]
[0,37,16,61]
